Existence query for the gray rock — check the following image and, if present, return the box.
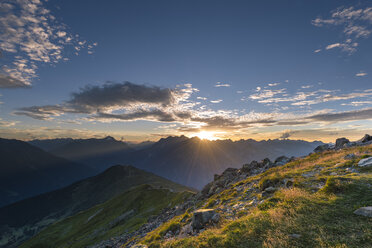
[289,234,301,239]
[358,157,372,167]
[191,209,217,230]
[179,223,193,237]
[335,137,350,148]
[264,186,276,193]
[211,213,220,223]
[359,134,372,143]
[314,144,329,153]
[344,153,356,160]
[283,178,294,187]
[274,156,290,165]
[330,172,337,176]
[354,206,372,217]
[131,245,148,248]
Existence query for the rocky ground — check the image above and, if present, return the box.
[91,134,372,248]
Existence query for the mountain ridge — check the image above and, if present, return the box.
[29,135,323,189]
[0,138,96,207]
[0,165,193,248]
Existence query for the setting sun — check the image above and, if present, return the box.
[193,131,219,140]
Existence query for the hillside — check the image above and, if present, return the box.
[0,165,193,248]
[52,135,371,248]
[19,185,194,248]
[132,139,372,248]
[0,138,95,207]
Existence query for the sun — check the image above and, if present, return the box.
[193,131,219,140]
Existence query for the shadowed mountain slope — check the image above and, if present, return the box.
[0,165,193,248]
[0,138,95,207]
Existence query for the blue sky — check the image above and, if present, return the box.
[0,0,371,142]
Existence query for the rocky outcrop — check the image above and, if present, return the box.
[335,138,350,149]
[314,135,372,153]
[359,134,372,143]
[314,144,329,153]
[191,209,219,230]
[358,157,372,167]
[354,207,372,217]
[274,156,291,165]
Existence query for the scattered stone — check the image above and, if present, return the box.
[131,244,148,248]
[283,178,294,187]
[358,157,372,167]
[344,153,356,160]
[330,172,337,176]
[191,209,218,230]
[314,144,329,153]
[335,137,350,149]
[274,156,290,165]
[302,171,317,178]
[264,186,276,193]
[289,234,301,239]
[354,207,372,217]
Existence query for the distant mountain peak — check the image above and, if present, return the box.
[103,136,116,141]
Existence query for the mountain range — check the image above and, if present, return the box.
[30,135,323,189]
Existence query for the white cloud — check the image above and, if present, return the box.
[0,0,97,88]
[210,99,223,103]
[314,49,322,53]
[215,82,231,87]
[197,96,207,100]
[312,6,372,54]
[301,85,313,89]
[355,71,368,77]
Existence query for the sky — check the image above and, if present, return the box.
[0,0,371,142]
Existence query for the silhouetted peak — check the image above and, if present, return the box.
[103,136,116,141]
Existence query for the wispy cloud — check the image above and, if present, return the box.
[312,6,372,54]
[0,0,97,88]
[355,71,368,77]
[215,82,231,87]
[210,99,223,103]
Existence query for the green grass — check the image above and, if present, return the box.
[20,185,194,248]
[138,145,372,248]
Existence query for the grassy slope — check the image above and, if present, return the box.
[140,145,372,248]
[20,185,194,248]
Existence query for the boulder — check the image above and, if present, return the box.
[289,234,301,239]
[344,153,356,160]
[335,137,350,149]
[201,182,213,196]
[131,245,148,248]
[262,158,272,167]
[274,156,290,165]
[241,160,259,173]
[358,157,372,167]
[191,209,219,230]
[222,167,239,177]
[359,134,372,143]
[314,144,329,153]
[264,186,276,193]
[354,206,372,217]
